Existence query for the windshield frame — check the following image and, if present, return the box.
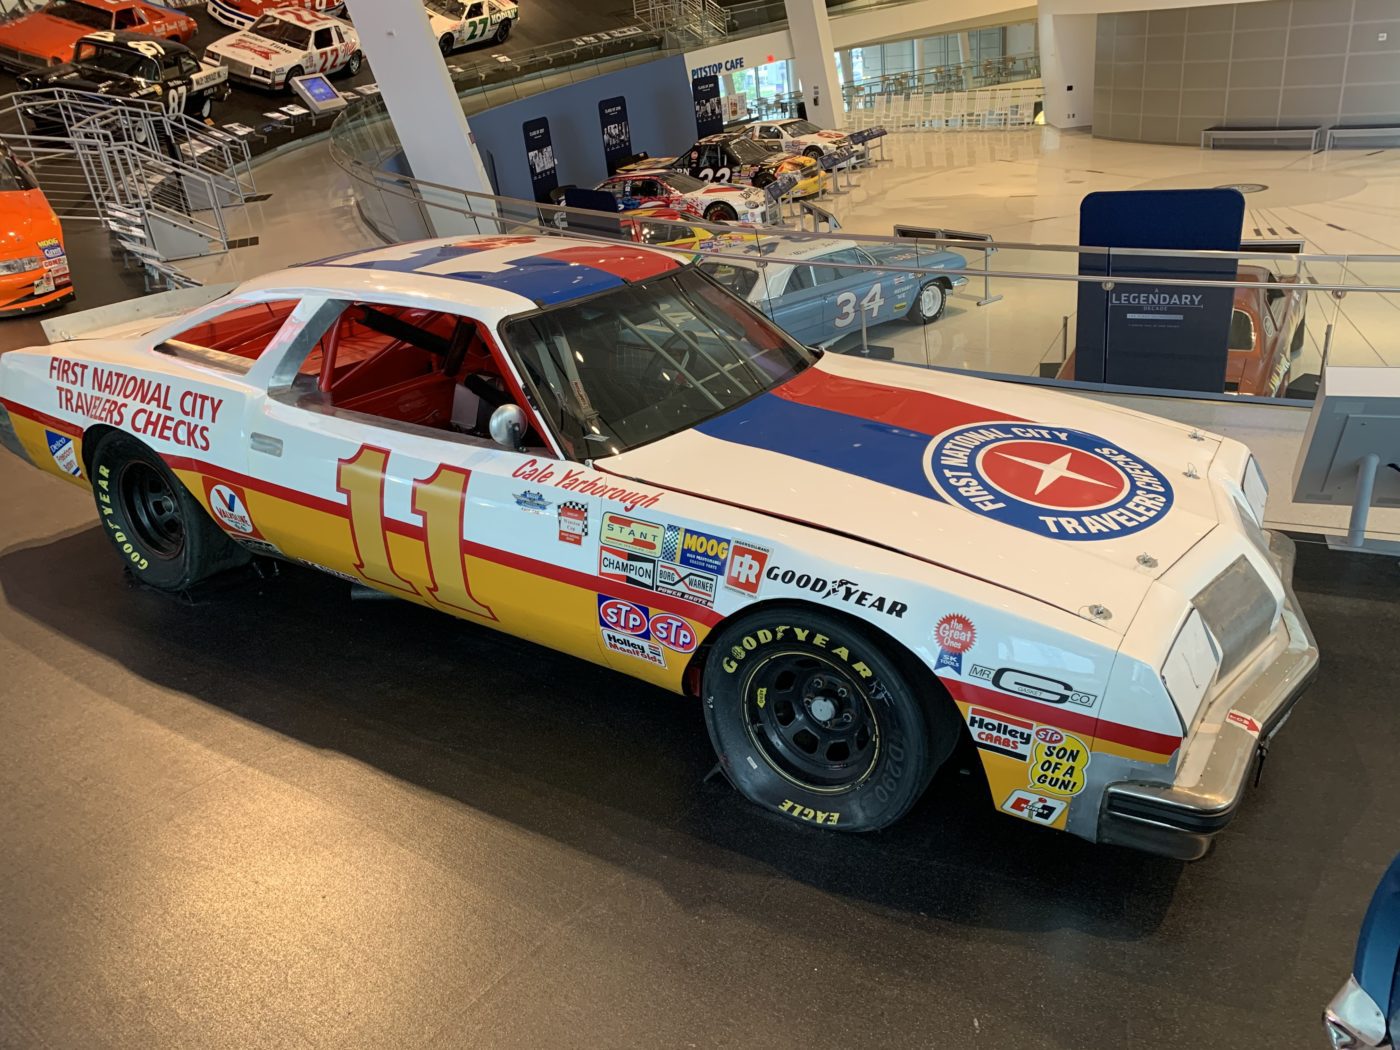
[784,120,823,136]
[727,137,772,164]
[495,263,818,462]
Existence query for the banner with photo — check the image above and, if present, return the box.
[523,116,558,203]
[598,96,633,174]
[691,74,722,138]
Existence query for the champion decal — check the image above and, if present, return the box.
[923,423,1173,540]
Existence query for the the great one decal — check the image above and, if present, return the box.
[923,423,1173,540]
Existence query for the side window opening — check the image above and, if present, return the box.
[313,27,333,49]
[1228,309,1256,352]
[160,299,301,373]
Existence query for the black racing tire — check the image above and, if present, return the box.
[89,431,247,592]
[493,18,511,43]
[284,65,304,91]
[908,278,949,324]
[342,49,363,77]
[439,33,455,57]
[703,201,738,223]
[702,608,955,832]
[803,146,823,159]
[192,94,212,120]
[751,171,774,189]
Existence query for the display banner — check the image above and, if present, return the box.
[523,116,558,203]
[692,74,722,138]
[1074,189,1244,392]
[598,96,633,174]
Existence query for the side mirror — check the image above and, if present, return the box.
[488,403,527,450]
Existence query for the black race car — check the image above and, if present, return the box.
[666,132,825,197]
[18,31,230,123]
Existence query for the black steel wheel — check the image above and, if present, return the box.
[703,201,737,223]
[703,608,958,831]
[89,431,248,591]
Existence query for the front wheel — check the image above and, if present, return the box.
[493,18,511,43]
[703,609,952,831]
[89,431,248,592]
[341,49,363,77]
[804,146,823,159]
[909,279,948,324]
[703,201,738,223]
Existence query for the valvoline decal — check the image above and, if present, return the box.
[598,595,650,638]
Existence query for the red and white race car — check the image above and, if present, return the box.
[204,6,361,91]
[0,234,1317,860]
[595,169,779,226]
[207,0,344,33]
[734,118,865,162]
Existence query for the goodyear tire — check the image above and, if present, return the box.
[703,202,738,223]
[703,609,948,831]
[89,432,247,592]
[909,279,948,324]
[804,146,823,159]
[493,19,511,43]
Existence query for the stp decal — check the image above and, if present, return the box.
[924,424,1173,541]
[1028,727,1089,796]
[1001,790,1067,825]
[597,594,670,667]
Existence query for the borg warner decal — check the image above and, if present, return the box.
[925,423,1173,541]
[761,565,907,618]
[598,516,724,608]
[597,595,697,667]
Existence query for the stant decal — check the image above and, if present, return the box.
[1001,790,1067,825]
[44,430,80,476]
[933,613,975,674]
[966,707,1034,761]
[923,423,1173,541]
[1028,727,1089,796]
[601,512,664,556]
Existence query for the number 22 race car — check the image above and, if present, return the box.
[0,235,1318,859]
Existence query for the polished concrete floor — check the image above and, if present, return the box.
[1,440,1398,1048]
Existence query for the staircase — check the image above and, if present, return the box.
[633,0,728,46]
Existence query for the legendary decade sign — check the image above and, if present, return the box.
[923,423,1173,540]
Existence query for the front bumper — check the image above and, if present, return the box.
[1098,531,1318,860]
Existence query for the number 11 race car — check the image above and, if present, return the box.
[0,235,1317,859]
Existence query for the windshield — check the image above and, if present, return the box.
[698,259,758,299]
[728,137,771,163]
[250,15,311,47]
[662,172,707,193]
[74,41,156,78]
[501,269,815,459]
[0,151,36,192]
[423,0,466,14]
[785,120,823,136]
[41,0,110,29]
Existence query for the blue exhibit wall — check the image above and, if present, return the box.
[466,55,696,202]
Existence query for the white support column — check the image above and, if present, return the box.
[343,0,495,236]
[783,0,844,127]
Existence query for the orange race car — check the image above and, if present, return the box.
[0,145,74,316]
[0,0,197,72]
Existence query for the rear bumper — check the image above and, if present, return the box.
[1098,531,1318,860]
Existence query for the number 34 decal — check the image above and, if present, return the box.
[833,283,884,328]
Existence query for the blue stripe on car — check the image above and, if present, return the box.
[330,245,626,306]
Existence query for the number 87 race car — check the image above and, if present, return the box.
[0,235,1317,859]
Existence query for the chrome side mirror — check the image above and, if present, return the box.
[488,403,527,450]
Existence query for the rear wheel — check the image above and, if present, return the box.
[703,608,956,831]
[89,431,247,592]
[439,33,455,57]
[493,18,511,43]
[703,201,738,222]
[342,49,362,77]
[804,146,823,159]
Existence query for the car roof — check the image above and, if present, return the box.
[716,235,851,262]
[236,235,688,318]
[258,6,339,26]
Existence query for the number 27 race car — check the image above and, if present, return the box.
[0,235,1317,859]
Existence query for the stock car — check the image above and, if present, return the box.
[629,133,825,198]
[733,117,865,162]
[699,235,968,346]
[0,234,1318,860]
[18,32,230,121]
[618,207,726,256]
[0,0,196,72]
[595,169,780,225]
[0,143,73,316]
[205,7,362,91]
[1055,265,1308,397]
[207,0,345,33]
[426,0,518,56]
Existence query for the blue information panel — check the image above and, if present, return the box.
[1075,188,1244,392]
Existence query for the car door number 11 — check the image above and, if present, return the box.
[834,283,884,328]
[337,444,498,621]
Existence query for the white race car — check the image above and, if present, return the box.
[595,169,781,226]
[736,118,865,162]
[425,0,517,56]
[0,235,1317,859]
[204,6,362,91]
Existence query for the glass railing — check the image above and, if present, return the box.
[321,140,1400,405]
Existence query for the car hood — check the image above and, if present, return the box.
[209,32,302,64]
[26,62,135,92]
[595,353,1225,630]
[0,190,55,255]
[0,13,87,59]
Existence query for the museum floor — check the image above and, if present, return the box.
[1,437,1397,1048]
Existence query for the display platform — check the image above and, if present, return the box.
[0,439,1394,1047]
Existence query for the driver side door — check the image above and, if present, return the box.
[240,294,607,662]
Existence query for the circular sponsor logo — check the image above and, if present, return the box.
[934,613,975,653]
[1035,727,1064,745]
[209,484,254,534]
[649,613,697,654]
[923,424,1173,541]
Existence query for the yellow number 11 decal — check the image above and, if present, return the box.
[336,445,497,621]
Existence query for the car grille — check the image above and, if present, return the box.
[220,57,256,79]
[1191,555,1278,679]
[0,45,40,70]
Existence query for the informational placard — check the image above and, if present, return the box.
[523,116,558,204]
[598,96,632,174]
[1075,189,1244,392]
[692,74,722,138]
